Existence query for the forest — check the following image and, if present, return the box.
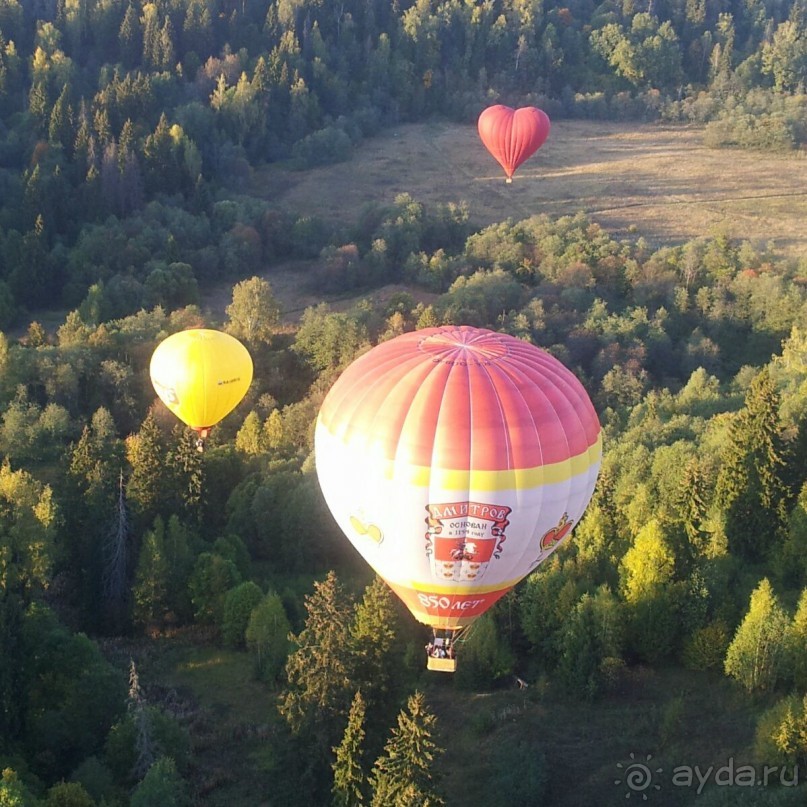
[1,0,807,805]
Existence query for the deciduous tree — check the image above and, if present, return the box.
[724,578,790,693]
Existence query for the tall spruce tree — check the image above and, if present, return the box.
[132,516,169,630]
[126,412,166,528]
[280,571,357,799]
[350,576,403,744]
[370,692,445,807]
[332,690,368,806]
[716,368,791,561]
[280,570,355,735]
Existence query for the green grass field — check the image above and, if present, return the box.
[137,631,786,806]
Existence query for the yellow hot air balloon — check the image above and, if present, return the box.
[149,329,253,449]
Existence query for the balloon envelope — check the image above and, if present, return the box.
[315,326,601,631]
[149,329,253,432]
[477,105,551,180]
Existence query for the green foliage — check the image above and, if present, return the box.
[620,519,675,603]
[369,692,444,807]
[332,690,368,807]
[132,517,170,630]
[293,304,369,373]
[279,570,355,736]
[724,579,791,693]
[454,612,515,691]
[683,619,731,670]
[3,2,807,801]
[104,708,189,788]
[225,276,281,346]
[0,768,36,807]
[20,605,126,782]
[245,591,291,684]
[350,576,405,729]
[44,781,93,807]
[188,552,242,625]
[754,694,807,767]
[716,368,792,562]
[220,581,263,648]
[0,459,58,599]
[130,757,190,807]
[291,126,352,168]
[68,756,117,806]
[557,587,624,699]
[788,588,807,690]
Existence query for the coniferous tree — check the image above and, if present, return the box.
[717,368,791,561]
[280,571,357,798]
[157,17,175,71]
[48,82,73,152]
[675,459,709,557]
[166,425,204,523]
[119,3,143,68]
[350,576,405,751]
[132,516,169,630]
[126,412,166,528]
[332,690,368,807]
[280,570,356,736]
[370,692,445,807]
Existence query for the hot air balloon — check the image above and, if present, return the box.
[477,105,551,183]
[149,329,253,450]
[315,326,601,672]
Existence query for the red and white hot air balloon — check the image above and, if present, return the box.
[315,326,601,671]
[478,105,551,182]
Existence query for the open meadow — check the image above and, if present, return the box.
[258,119,807,260]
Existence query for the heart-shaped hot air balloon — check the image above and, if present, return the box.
[478,105,551,182]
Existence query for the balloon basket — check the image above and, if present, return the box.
[427,656,457,673]
[505,177,513,184]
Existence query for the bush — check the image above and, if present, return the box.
[291,126,353,168]
[753,694,807,768]
[683,620,730,670]
[44,781,94,807]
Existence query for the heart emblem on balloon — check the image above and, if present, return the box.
[477,105,551,182]
[540,512,573,551]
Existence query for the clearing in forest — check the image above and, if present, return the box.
[256,119,807,260]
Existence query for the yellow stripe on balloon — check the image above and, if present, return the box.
[322,431,603,491]
[405,578,522,595]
